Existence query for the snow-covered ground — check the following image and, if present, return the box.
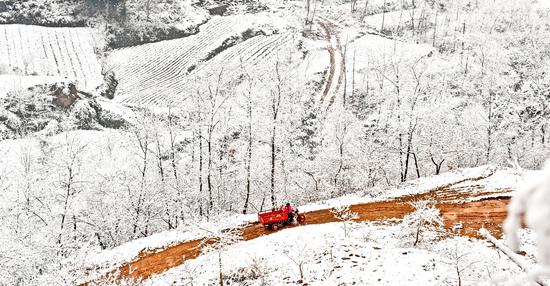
[0,74,64,97]
[80,164,533,280]
[142,222,536,286]
[107,12,301,106]
[0,24,103,92]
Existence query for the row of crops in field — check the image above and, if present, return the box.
[0,24,103,91]
[107,16,247,102]
[124,32,296,107]
[108,15,298,106]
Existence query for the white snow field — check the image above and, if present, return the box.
[0,24,103,92]
[108,13,298,106]
[142,222,531,286]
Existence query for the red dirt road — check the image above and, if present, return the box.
[87,173,512,285]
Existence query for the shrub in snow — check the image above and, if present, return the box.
[504,159,550,281]
[72,100,99,130]
[399,200,445,247]
[201,227,242,286]
[225,256,271,286]
[438,239,481,286]
[331,205,359,237]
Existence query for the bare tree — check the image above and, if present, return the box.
[283,244,309,282]
[242,80,254,214]
[200,227,242,286]
[399,200,444,247]
[269,62,284,209]
[56,135,88,254]
[333,118,350,193]
[442,242,480,286]
[331,205,359,237]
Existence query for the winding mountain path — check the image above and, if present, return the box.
[85,171,514,285]
[318,19,346,110]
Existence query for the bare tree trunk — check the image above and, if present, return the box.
[431,157,445,175]
[168,110,179,182]
[198,127,204,216]
[456,265,462,286]
[57,140,86,252]
[243,89,253,214]
[305,171,319,194]
[270,62,283,209]
[409,0,416,38]
[58,170,72,247]
[352,48,356,99]
[381,0,386,32]
[305,0,311,26]
[542,124,546,145]
[218,251,224,286]
[334,124,348,193]
[133,123,150,236]
[412,152,420,178]
[486,91,494,163]
[402,121,417,182]
[270,124,277,209]
[362,0,370,21]
[207,126,213,213]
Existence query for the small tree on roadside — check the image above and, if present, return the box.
[331,205,359,237]
[442,241,480,286]
[283,243,309,282]
[200,227,242,286]
[399,200,444,247]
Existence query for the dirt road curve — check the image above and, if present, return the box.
[86,173,512,285]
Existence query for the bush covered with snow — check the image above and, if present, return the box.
[399,201,445,247]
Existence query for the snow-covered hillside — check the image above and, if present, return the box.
[72,165,541,285]
[143,223,534,286]
[108,13,297,106]
[0,24,103,92]
[2,0,550,285]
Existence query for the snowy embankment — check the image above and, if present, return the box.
[0,24,103,94]
[142,222,533,286]
[83,165,533,279]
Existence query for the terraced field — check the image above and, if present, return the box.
[108,15,298,106]
[0,25,103,91]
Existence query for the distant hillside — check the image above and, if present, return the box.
[0,0,211,48]
[0,24,103,91]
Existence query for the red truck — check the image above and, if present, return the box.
[258,208,306,230]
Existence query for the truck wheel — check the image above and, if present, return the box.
[298,214,306,224]
[272,224,278,231]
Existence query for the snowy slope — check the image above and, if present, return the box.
[143,222,526,286]
[80,165,531,281]
[108,13,299,106]
[0,24,103,92]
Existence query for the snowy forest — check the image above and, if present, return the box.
[0,0,550,285]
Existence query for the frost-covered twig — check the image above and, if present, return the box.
[331,205,359,237]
